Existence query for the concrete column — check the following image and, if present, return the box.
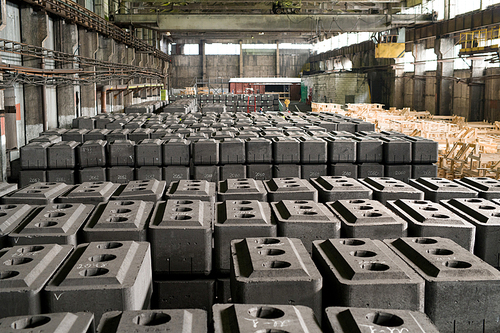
[21,5,47,141]
[201,40,206,84]
[239,40,243,78]
[276,41,280,77]
[469,58,485,121]
[123,47,136,108]
[78,27,98,117]
[391,57,405,109]
[412,42,426,111]
[140,54,149,100]
[434,38,454,116]
[96,36,114,113]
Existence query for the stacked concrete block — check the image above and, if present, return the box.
[386,236,500,333]
[0,312,94,332]
[271,200,340,254]
[193,165,220,182]
[310,176,372,202]
[192,138,219,165]
[73,116,95,129]
[47,169,76,184]
[78,140,107,167]
[165,179,216,206]
[135,139,163,167]
[329,163,358,178]
[20,141,51,170]
[163,139,191,166]
[219,138,246,165]
[58,181,120,204]
[359,177,424,204]
[455,177,500,199]
[83,200,153,242]
[217,178,267,202]
[213,304,322,333]
[97,309,207,333]
[44,241,152,322]
[0,244,73,317]
[324,307,439,333]
[2,182,72,205]
[409,177,478,202]
[312,238,425,311]
[264,177,318,202]
[47,141,79,169]
[245,137,272,164]
[272,163,300,178]
[387,199,476,251]
[230,237,322,319]
[405,136,438,164]
[215,201,275,274]
[129,128,154,142]
[357,163,384,178]
[108,140,135,167]
[9,203,93,246]
[220,164,247,180]
[62,129,89,143]
[84,129,111,141]
[163,166,190,183]
[0,182,18,198]
[272,137,300,164]
[107,166,135,184]
[299,136,328,164]
[112,179,166,202]
[0,203,34,248]
[78,167,107,183]
[246,164,273,180]
[354,137,383,163]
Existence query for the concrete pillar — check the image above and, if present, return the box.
[123,47,136,108]
[469,58,485,121]
[201,40,206,84]
[96,36,114,113]
[239,40,243,78]
[55,19,78,128]
[435,37,454,116]
[21,5,47,141]
[78,27,98,117]
[391,57,405,109]
[412,42,426,111]
[276,41,280,77]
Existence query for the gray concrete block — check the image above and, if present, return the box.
[357,163,384,178]
[47,141,79,169]
[215,201,275,274]
[409,177,478,202]
[0,244,72,317]
[78,168,107,183]
[135,139,163,167]
[108,140,135,167]
[78,140,107,168]
[165,180,216,204]
[163,166,190,184]
[30,135,62,144]
[327,199,407,239]
[272,164,301,178]
[84,129,111,141]
[354,137,383,163]
[97,309,206,333]
[384,164,412,182]
[20,142,51,170]
[62,129,89,143]
[106,129,131,142]
[3,182,72,205]
[230,237,322,319]
[381,136,412,164]
[74,116,95,129]
[95,117,112,129]
[301,164,328,180]
[264,177,318,202]
[272,137,300,164]
[192,139,219,165]
[329,163,358,178]
[149,200,212,275]
[271,200,340,254]
[219,138,246,164]
[220,164,247,181]
[386,199,476,251]
[129,128,154,143]
[58,181,120,204]
[0,204,34,249]
[312,238,424,311]
[107,167,135,184]
[162,139,191,166]
[299,136,328,164]
[0,183,18,198]
[19,170,47,188]
[455,177,500,199]
[359,177,424,204]
[135,166,162,181]
[245,138,272,164]
[404,136,439,164]
[217,178,267,202]
[385,236,500,333]
[0,312,94,333]
[112,179,166,202]
[47,169,76,185]
[44,241,152,322]
[193,165,220,182]
[310,176,372,202]
[9,202,93,246]
[83,200,153,242]
[213,304,322,333]
[215,277,231,304]
[324,307,439,333]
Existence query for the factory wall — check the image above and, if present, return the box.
[301,72,370,104]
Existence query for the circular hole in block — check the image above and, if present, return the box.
[34,186,50,189]
[258,249,286,256]
[342,239,365,246]
[79,268,109,277]
[83,190,96,193]
[4,258,33,266]
[349,200,365,204]
[335,179,348,183]
[298,205,313,209]
[365,312,404,327]
[0,212,7,217]
[120,201,135,206]
[237,178,249,181]
[350,250,377,257]
[485,181,497,184]
[431,214,449,219]
[132,313,172,326]
[44,212,66,218]
[186,187,201,191]
[294,201,308,204]
[427,248,454,255]
[174,215,192,220]
[413,200,427,204]
[364,212,382,217]
[89,254,117,262]
[393,185,405,188]
[190,180,202,183]
[444,184,459,188]
[236,214,255,218]
[19,245,44,253]
[35,221,58,228]
[256,238,281,245]
[492,213,500,217]
[238,207,253,211]
[362,263,390,271]
[477,177,490,180]
[26,190,41,194]
[3,205,18,209]
[237,186,251,189]
[96,242,123,249]
[436,180,450,183]
[238,201,252,204]
[301,211,318,215]
[444,260,472,269]
[413,238,438,244]
[92,182,104,185]
[255,330,289,333]
[175,200,194,205]
[479,205,496,210]
[116,209,132,214]
[282,178,295,181]
[248,307,286,319]
[44,183,57,185]
[0,271,19,279]
[175,207,193,212]
[284,184,300,188]
[358,205,373,210]
[107,217,129,223]
[422,207,438,211]
[237,182,250,185]
[11,316,52,329]
[89,186,101,189]
[341,184,354,187]
[466,199,482,203]
[54,204,73,209]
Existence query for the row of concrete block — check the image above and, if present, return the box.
[123,100,167,114]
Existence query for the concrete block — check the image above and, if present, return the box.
[30,135,61,144]
[220,164,247,180]
[20,142,51,170]
[9,202,93,246]
[329,163,358,178]
[0,204,35,249]
[354,137,383,163]
[327,199,407,239]
[0,244,72,317]
[108,140,135,167]
[245,138,272,164]
[215,201,275,273]
[404,136,439,164]
[354,120,376,132]
[385,236,500,333]
[219,138,246,164]
[357,163,384,178]
[106,129,131,142]
[193,165,220,182]
[312,238,424,311]
[264,177,318,202]
[381,136,412,164]
[230,237,322,319]
[272,137,300,164]
[409,177,478,202]
[247,164,273,181]
[77,140,107,168]
[135,139,163,167]
[58,181,120,204]
[162,139,191,166]
[215,277,231,304]
[0,183,18,198]
[74,116,95,129]
[359,177,424,204]
[107,167,135,184]
[271,200,340,254]
[47,141,79,169]
[84,129,111,141]
[301,164,328,179]
[163,166,190,184]
[129,128,154,143]
[192,139,219,165]
[62,129,89,143]
[0,312,94,332]
[213,304,322,333]
[78,168,107,183]
[19,170,47,188]
[387,199,476,251]
[149,200,212,275]
[384,164,412,182]
[3,182,72,205]
[97,309,206,333]
[44,241,152,322]
[112,179,166,202]
[47,169,76,185]
[95,117,112,129]
[135,166,162,181]
[310,176,372,202]
[299,137,327,164]
[217,178,267,202]
[324,307,439,333]
[273,164,301,178]
[455,177,500,199]
[83,200,153,242]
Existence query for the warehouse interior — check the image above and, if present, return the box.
[2,0,500,332]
